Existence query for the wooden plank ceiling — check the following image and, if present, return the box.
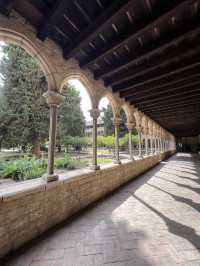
[1,0,200,137]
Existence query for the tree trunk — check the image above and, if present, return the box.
[32,138,41,158]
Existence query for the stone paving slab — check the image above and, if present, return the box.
[1,153,200,266]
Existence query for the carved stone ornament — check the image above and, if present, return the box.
[43,90,65,106]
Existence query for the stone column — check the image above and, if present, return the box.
[150,135,153,155]
[90,109,100,170]
[43,91,64,182]
[136,126,142,158]
[126,123,135,161]
[113,117,121,164]
[157,138,160,154]
[145,135,148,156]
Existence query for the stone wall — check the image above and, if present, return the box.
[0,152,174,258]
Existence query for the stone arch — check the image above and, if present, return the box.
[0,27,56,91]
[120,103,136,124]
[97,91,120,118]
[60,70,98,109]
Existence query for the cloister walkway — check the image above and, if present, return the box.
[3,153,200,266]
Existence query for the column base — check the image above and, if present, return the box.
[43,173,59,183]
[129,157,135,161]
[90,165,100,170]
[113,159,122,164]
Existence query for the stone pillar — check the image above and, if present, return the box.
[136,126,142,158]
[126,123,135,161]
[90,109,100,170]
[145,135,148,156]
[153,137,156,154]
[157,138,160,154]
[150,136,153,155]
[43,91,64,182]
[113,117,121,164]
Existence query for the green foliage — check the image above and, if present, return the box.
[97,157,113,164]
[54,155,73,169]
[97,135,115,150]
[62,136,92,151]
[119,110,128,137]
[101,104,128,137]
[0,154,87,180]
[101,104,114,136]
[0,157,47,180]
[119,134,128,147]
[58,84,85,141]
[0,44,49,155]
[0,43,85,156]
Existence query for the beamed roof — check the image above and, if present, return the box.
[1,0,200,137]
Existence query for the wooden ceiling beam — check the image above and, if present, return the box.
[132,93,200,108]
[125,79,200,102]
[38,0,73,40]
[140,99,200,112]
[145,104,200,115]
[82,0,186,68]
[64,0,134,58]
[0,0,13,15]
[96,19,200,79]
[114,57,200,93]
[151,112,200,119]
[120,71,200,98]
[107,40,200,86]
[130,85,200,105]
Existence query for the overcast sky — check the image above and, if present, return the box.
[0,42,109,121]
[68,79,109,121]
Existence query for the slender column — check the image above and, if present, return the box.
[126,123,135,161]
[161,138,163,153]
[159,138,162,153]
[113,118,121,164]
[150,136,153,155]
[145,136,148,156]
[158,138,160,154]
[153,137,156,154]
[43,91,64,182]
[90,109,100,170]
[136,126,142,158]
[47,104,58,177]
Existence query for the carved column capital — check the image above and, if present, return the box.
[113,117,121,127]
[43,90,65,107]
[89,108,100,119]
[126,122,135,131]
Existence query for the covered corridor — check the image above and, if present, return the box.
[3,153,200,266]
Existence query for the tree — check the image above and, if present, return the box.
[101,104,128,136]
[58,84,85,145]
[0,44,85,157]
[0,44,49,157]
[101,104,114,136]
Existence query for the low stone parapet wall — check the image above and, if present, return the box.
[0,151,175,258]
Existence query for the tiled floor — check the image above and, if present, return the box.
[2,153,200,266]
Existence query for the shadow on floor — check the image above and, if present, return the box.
[130,194,200,250]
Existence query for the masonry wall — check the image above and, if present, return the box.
[0,151,174,258]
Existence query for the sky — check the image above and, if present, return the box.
[68,79,109,121]
[0,42,109,121]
